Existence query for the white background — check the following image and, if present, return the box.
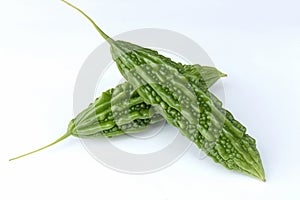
[1,0,300,199]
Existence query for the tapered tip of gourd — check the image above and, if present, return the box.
[256,171,266,182]
[238,164,265,182]
[259,172,266,182]
[214,68,227,78]
[248,158,266,182]
[200,66,227,78]
[220,72,227,77]
[256,159,266,182]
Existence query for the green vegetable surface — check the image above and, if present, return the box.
[58,1,265,180]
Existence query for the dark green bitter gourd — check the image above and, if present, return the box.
[58,1,265,180]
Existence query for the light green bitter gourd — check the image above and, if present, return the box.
[58,1,265,180]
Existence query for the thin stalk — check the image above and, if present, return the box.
[9,132,72,161]
[61,0,114,44]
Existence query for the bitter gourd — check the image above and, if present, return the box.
[59,1,265,180]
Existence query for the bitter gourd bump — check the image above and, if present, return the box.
[60,1,265,180]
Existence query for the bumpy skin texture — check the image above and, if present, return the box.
[109,40,265,181]
[71,65,224,138]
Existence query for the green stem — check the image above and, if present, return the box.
[61,0,113,44]
[9,131,72,161]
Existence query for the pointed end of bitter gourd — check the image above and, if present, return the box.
[232,155,266,182]
[255,164,266,182]
[61,0,114,44]
[9,120,75,161]
[237,150,266,182]
[195,65,227,88]
[254,165,266,182]
[215,132,266,181]
[248,142,266,182]
[220,72,227,77]
[251,172,266,182]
